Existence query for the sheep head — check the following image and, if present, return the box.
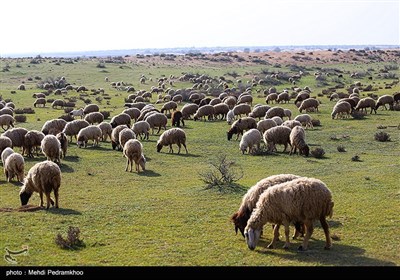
[244,226,262,251]
[231,208,252,238]
[156,143,163,152]
[19,188,33,206]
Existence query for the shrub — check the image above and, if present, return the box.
[311,119,321,127]
[15,115,27,123]
[351,154,361,162]
[374,131,390,142]
[55,226,85,250]
[337,145,346,152]
[311,147,325,158]
[351,110,366,119]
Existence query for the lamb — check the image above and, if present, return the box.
[119,128,136,150]
[1,147,14,166]
[33,98,46,108]
[97,122,112,142]
[265,93,278,104]
[244,177,334,251]
[160,101,178,114]
[298,98,320,113]
[84,112,104,125]
[263,126,292,152]
[56,132,68,158]
[282,120,302,129]
[69,108,84,119]
[193,105,215,121]
[0,136,13,156]
[41,119,67,135]
[231,174,301,237]
[239,128,262,154]
[375,95,394,110]
[0,115,15,131]
[23,130,45,158]
[41,134,61,165]
[2,127,28,149]
[111,125,129,150]
[83,104,100,115]
[256,119,277,134]
[123,107,141,121]
[156,128,188,154]
[294,114,313,129]
[123,139,146,173]
[331,101,352,119]
[265,106,285,119]
[76,125,102,148]
[355,97,377,114]
[226,109,235,125]
[289,126,309,156]
[110,113,131,128]
[227,117,257,141]
[51,99,65,109]
[213,103,229,120]
[4,152,25,183]
[171,110,184,127]
[19,160,61,209]
[181,103,199,119]
[232,103,251,118]
[249,105,270,120]
[62,119,90,142]
[145,113,168,134]
[131,121,150,140]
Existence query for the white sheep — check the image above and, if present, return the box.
[282,120,302,129]
[41,119,67,135]
[263,126,292,153]
[2,127,29,149]
[123,139,146,173]
[111,125,129,151]
[0,136,13,157]
[76,125,102,148]
[294,114,313,129]
[110,113,131,128]
[181,103,199,120]
[271,116,283,126]
[119,128,136,150]
[239,128,262,154]
[1,147,14,166]
[33,98,47,108]
[156,128,188,154]
[331,101,352,119]
[83,104,100,115]
[70,108,84,119]
[84,112,104,125]
[289,126,309,156]
[131,121,150,140]
[249,105,270,120]
[97,122,112,142]
[145,113,168,134]
[213,103,230,120]
[375,95,394,110]
[62,119,90,142]
[265,106,285,119]
[256,119,276,134]
[193,105,215,121]
[298,98,320,113]
[232,103,251,118]
[4,152,25,183]
[41,134,61,164]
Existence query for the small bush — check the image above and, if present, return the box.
[351,110,366,119]
[337,145,346,152]
[15,115,27,123]
[55,226,85,250]
[311,147,325,158]
[351,155,361,162]
[374,131,390,142]
[311,119,321,127]
[376,124,387,129]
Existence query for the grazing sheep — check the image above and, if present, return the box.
[294,91,310,104]
[375,95,394,110]
[271,116,283,126]
[394,92,400,103]
[97,122,113,142]
[294,114,313,129]
[156,128,188,154]
[282,120,302,129]
[111,125,129,150]
[283,109,292,120]
[41,135,61,164]
[123,107,141,121]
[209,98,222,106]
[172,94,183,103]
[331,101,352,119]
[1,147,14,166]
[355,97,377,114]
[2,127,28,149]
[171,110,184,127]
[62,119,90,142]
[231,174,301,237]
[70,108,85,119]
[338,98,357,112]
[224,96,237,109]
[51,99,65,109]
[289,126,309,156]
[277,92,290,103]
[237,94,253,106]
[56,132,68,158]
[41,119,67,135]
[227,117,257,141]
[23,130,45,158]
[33,98,47,108]
[110,113,131,128]
[249,105,270,120]
[227,109,235,125]
[19,160,61,209]
[265,106,285,119]
[181,103,199,120]
[17,84,26,90]
[256,119,277,134]
[160,101,178,114]
[211,103,229,121]
[329,93,339,101]
[298,98,320,113]
[83,104,100,115]
[0,136,13,156]
[244,177,333,251]
[263,126,292,152]
[137,108,159,122]
[193,105,215,121]
[4,152,25,183]
[131,121,150,140]
[265,93,278,104]
[0,108,14,116]
[76,125,102,148]
[199,97,212,107]
[145,113,168,134]
[232,104,251,118]
[0,115,15,131]
[119,128,136,150]
[84,112,104,125]
[239,129,262,154]
[123,139,146,173]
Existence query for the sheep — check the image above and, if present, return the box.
[51,99,65,109]
[263,126,292,152]
[119,128,136,150]
[41,119,67,135]
[239,129,262,154]
[265,93,278,104]
[282,120,302,129]
[2,127,28,149]
[224,96,237,109]
[244,177,334,251]
[123,139,146,173]
[123,107,141,121]
[226,109,235,125]
[338,97,357,112]
[171,110,184,127]
[231,174,301,237]
[56,132,68,158]
[17,84,26,90]
[128,102,147,111]
[209,98,222,106]
[33,93,46,99]
[294,114,313,129]
[110,113,131,128]
[76,125,102,148]
[97,122,113,142]
[33,98,46,108]
[62,119,90,142]
[237,94,253,106]
[156,128,188,154]
[212,103,229,120]
[193,104,215,121]
[199,97,212,107]
[329,93,339,101]
[0,136,13,156]
[4,152,25,183]
[69,108,84,119]
[265,106,285,119]
[1,147,14,166]
[227,117,257,141]
[294,91,310,104]
[83,104,100,115]
[394,92,400,103]
[41,134,61,165]
[19,160,61,209]
[137,108,159,122]
[298,98,320,113]
[160,101,178,114]
[331,101,352,119]
[23,130,45,158]
[0,115,15,131]
[276,92,290,103]
[172,94,183,103]
[249,105,270,120]
[355,97,377,114]
[145,113,168,134]
[271,116,283,126]
[289,126,309,156]
[181,103,199,120]
[232,103,251,118]
[0,108,14,116]
[256,119,277,134]
[375,95,394,110]
[84,112,104,125]
[131,121,150,140]
[111,125,129,150]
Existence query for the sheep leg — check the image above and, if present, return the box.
[156,126,161,134]
[181,119,185,127]
[54,189,59,208]
[39,192,44,207]
[169,144,173,153]
[177,143,181,154]
[299,220,313,251]
[282,221,291,249]
[320,216,332,250]
[45,192,52,209]
[125,159,129,172]
[183,143,188,154]
[267,224,280,249]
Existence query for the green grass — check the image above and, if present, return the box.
[0,55,399,266]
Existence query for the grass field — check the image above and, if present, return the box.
[0,50,399,266]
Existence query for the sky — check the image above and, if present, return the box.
[0,0,399,55]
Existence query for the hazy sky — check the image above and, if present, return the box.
[0,0,398,55]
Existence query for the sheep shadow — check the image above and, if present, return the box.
[137,169,161,177]
[63,155,80,162]
[59,163,74,173]
[47,207,82,215]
